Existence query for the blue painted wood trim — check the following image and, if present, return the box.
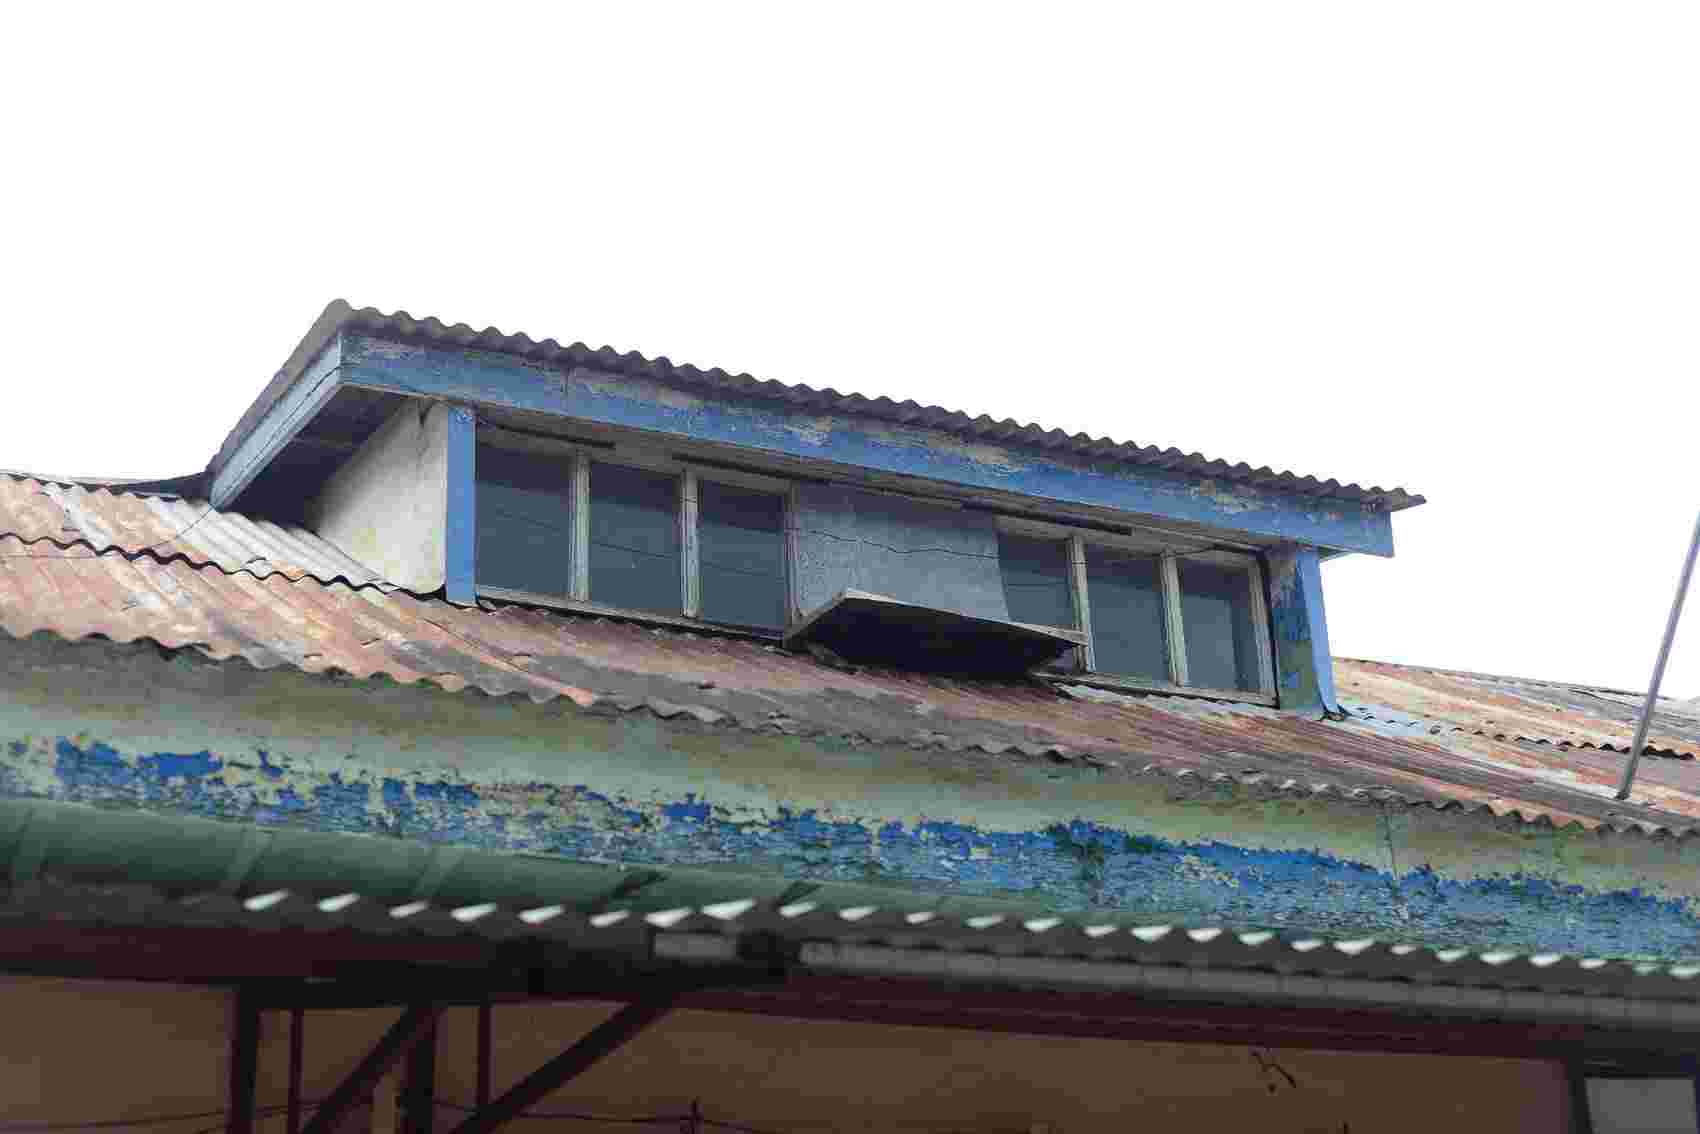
[444,405,476,606]
[336,334,1397,557]
[1296,547,1339,713]
[1268,546,1338,714]
[211,338,344,508]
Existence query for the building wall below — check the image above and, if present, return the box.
[0,975,1570,1134]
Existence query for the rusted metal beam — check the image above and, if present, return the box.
[300,1003,442,1134]
[445,998,677,1134]
[399,1011,439,1134]
[226,988,261,1134]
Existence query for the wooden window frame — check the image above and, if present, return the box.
[471,428,1277,703]
[473,428,793,636]
[997,516,1277,706]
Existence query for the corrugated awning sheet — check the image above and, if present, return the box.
[213,301,1426,511]
[2,474,1697,835]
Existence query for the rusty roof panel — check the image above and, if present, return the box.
[212,301,1425,511]
[2,479,1695,835]
[0,474,384,587]
[1336,657,1700,760]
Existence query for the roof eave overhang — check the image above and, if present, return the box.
[206,303,1419,556]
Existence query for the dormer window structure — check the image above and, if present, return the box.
[997,524,1272,697]
[211,303,1423,713]
[473,432,789,632]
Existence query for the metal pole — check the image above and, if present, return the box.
[287,1006,304,1134]
[1615,510,1700,800]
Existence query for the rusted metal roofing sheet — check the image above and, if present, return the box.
[2,476,1697,836]
[0,474,384,587]
[211,301,1425,511]
[1336,657,1700,761]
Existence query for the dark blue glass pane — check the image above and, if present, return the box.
[1085,547,1167,681]
[998,533,1075,630]
[1179,561,1260,692]
[699,481,787,630]
[474,443,572,597]
[589,462,682,616]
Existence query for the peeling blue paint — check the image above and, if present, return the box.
[18,735,1700,959]
[337,334,1396,556]
[1268,547,1338,713]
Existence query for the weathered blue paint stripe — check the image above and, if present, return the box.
[444,405,476,605]
[16,734,1700,960]
[211,338,344,508]
[336,333,1396,557]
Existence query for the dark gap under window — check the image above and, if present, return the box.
[589,462,681,616]
[1178,560,1260,692]
[1085,547,1168,682]
[475,442,574,598]
[699,481,787,630]
[997,533,1074,630]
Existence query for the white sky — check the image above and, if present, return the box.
[2,4,1695,696]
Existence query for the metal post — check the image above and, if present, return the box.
[287,1006,305,1134]
[1614,510,1700,801]
[447,998,676,1134]
[227,989,261,1134]
[476,1002,492,1108]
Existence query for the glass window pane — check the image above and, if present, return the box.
[998,533,1074,630]
[1179,560,1261,692]
[699,481,787,630]
[475,442,573,597]
[1085,547,1167,682]
[589,462,682,616]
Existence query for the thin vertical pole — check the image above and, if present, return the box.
[1615,510,1700,800]
[680,469,700,618]
[1160,553,1189,687]
[476,1002,492,1108]
[286,1006,304,1134]
[227,989,261,1134]
[1067,536,1094,673]
[1564,1063,1595,1134]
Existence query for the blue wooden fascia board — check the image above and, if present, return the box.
[444,405,477,605]
[1268,546,1339,714]
[210,336,345,509]
[336,333,1396,557]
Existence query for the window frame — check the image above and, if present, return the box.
[473,427,795,635]
[996,515,1277,705]
[470,427,1279,706]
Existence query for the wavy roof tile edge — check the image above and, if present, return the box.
[3,623,1692,844]
[211,300,1426,510]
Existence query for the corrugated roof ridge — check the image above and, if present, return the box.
[218,299,1425,510]
[1342,702,1697,760]
[0,473,397,593]
[1337,655,1656,701]
[0,530,396,594]
[5,614,1695,844]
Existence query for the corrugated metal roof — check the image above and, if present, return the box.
[0,474,385,587]
[211,301,1426,512]
[1,476,1695,837]
[1336,657,1700,761]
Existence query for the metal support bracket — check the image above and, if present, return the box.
[300,1003,443,1134]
